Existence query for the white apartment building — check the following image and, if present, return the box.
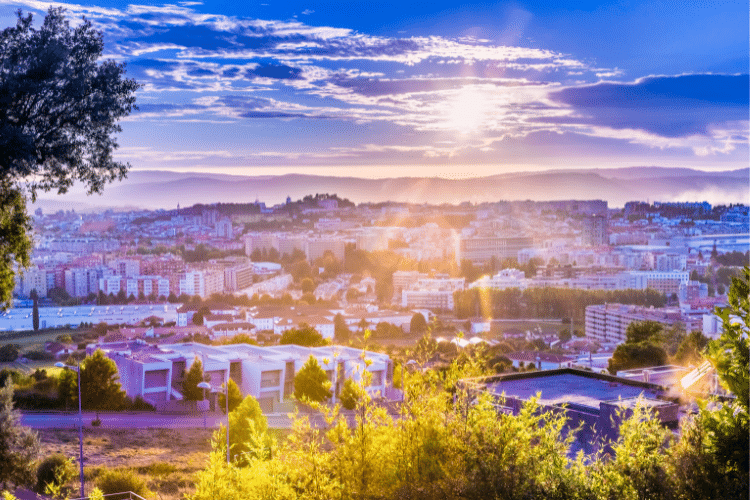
[95,341,394,412]
[15,266,48,298]
[179,269,225,298]
[585,303,700,345]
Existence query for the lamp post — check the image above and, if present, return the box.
[55,361,84,498]
[198,381,230,464]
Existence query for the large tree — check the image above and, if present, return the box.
[0,8,138,307]
[79,349,126,415]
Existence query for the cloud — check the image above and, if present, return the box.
[549,74,749,137]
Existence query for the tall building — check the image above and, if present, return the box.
[581,215,607,246]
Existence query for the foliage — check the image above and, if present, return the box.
[214,395,269,466]
[674,331,709,365]
[410,312,427,335]
[706,266,749,411]
[0,345,18,363]
[95,468,150,498]
[608,321,668,374]
[30,289,38,331]
[454,286,666,321]
[181,357,205,401]
[0,187,30,309]
[333,313,351,343]
[0,379,39,490]
[280,324,328,347]
[79,350,126,413]
[339,377,364,411]
[35,453,75,495]
[0,9,138,306]
[293,356,332,404]
[217,379,243,414]
[56,368,77,411]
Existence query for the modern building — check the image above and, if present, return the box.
[93,341,395,412]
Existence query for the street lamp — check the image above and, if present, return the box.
[55,361,84,498]
[198,381,230,464]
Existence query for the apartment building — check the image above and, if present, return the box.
[585,303,700,345]
[95,341,394,412]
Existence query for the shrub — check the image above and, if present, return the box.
[95,468,150,498]
[339,378,364,410]
[126,396,155,412]
[36,453,75,494]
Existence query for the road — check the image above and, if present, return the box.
[20,411,339,429]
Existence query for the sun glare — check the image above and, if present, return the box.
[444,87,488,134]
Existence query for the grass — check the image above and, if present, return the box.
[38,427,215,500]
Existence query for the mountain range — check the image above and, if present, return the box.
[31,167,749,212]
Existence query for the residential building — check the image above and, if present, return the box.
[585,303,700,345]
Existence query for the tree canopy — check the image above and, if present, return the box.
[217,379,243,414]
[280,324,327,347]
[293,355,332,404]
[182,357,205,401]
[0,8,138,307]
[79,350,126,413]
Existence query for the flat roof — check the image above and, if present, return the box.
[485,371,663,411]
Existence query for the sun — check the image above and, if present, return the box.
[443,87,488,134]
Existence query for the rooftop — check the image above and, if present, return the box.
[482,369,665,411]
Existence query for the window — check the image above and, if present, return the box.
[261,370,281,388]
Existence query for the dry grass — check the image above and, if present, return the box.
[38,427,215,500]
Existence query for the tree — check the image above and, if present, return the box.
[0,9,138,307]
[293,355,332,404]
[0,379,39,490]
[79,350,126,415]
[339,377,364,410]
[0,344,18,363]
[625,320,664,344]
[280,324,327,347]
[57,367,77,411]
[215,394,268,466]
[217,379,243,414]
[410,312,427,335]
[334,313,351,343]
[182,357,205,401]
[300,277,315,294]
[30,289,38,331]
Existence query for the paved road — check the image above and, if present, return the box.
[20,411,340,429]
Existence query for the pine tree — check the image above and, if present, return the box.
[182,357,205,401]
[293,356,332,404]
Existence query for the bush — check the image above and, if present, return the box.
[36,453,75,493]
[126,396,155,412]
[339,378,364,410]
[95,468,150,498]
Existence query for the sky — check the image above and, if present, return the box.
[1,0,748,179]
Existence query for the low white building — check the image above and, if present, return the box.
[93,341,395,412]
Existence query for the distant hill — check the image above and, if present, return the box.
[31,167,750,211]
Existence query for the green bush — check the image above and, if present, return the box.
[36,453,75,494]
[95,468,150,498]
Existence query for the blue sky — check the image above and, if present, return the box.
[1,0,748,179]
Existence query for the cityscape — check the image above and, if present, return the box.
[0,0,748,499]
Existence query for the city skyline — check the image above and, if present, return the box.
[1,0,747,183]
